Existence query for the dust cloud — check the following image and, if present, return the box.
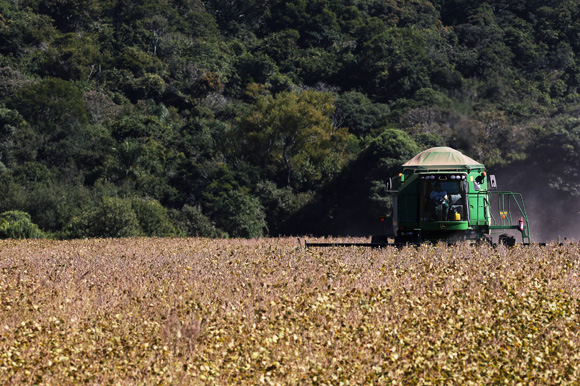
[492,165,580,243]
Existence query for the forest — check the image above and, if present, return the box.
[1,0,580,239]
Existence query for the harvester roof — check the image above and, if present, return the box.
[403,147,484,170]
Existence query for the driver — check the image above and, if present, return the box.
[430,181,449,220]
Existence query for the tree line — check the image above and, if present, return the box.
[1,0,580,238]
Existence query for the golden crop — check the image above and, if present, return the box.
[1,238,579,385]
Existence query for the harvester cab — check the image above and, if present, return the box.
[420,174,467,222]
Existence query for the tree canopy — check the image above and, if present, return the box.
[0,0,579,238]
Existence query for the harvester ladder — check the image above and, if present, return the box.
[488,191,531,244]
[470,191,531,243]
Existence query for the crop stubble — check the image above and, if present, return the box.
[1,237,580,385]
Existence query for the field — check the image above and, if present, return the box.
[1,237,580,385]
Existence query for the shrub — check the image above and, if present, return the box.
[172,205,224,238]
[0,210,43,239]
[215,190,267,238]
[66,197,142,238]
[131,197,178,237]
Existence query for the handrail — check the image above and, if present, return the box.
[471,191,531,243]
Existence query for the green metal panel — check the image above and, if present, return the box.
[397,173,419,225]
[466,169,489,227]
[420,221,469,231]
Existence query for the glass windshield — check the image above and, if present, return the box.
[420,176,467,222]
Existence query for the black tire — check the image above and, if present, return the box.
[371,235,389,244]
[498,233,516,246]
[395,232,422,246]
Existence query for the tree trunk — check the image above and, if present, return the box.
[282,141,292,186]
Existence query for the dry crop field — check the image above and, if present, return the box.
[1,237,580,385]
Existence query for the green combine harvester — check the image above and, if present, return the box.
[307,147,531,247]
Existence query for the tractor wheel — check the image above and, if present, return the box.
[498,233,516,246]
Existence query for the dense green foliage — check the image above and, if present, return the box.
[0,210,43,239]
[0,0,579,238]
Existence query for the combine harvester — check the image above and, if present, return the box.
[307,147,531,248]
